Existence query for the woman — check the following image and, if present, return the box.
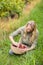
[9,20,39,55]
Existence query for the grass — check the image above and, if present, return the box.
[0,0,43,65]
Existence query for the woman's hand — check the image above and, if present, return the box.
[20,48,29,52]
[9,35,18,46]
[21,44,36,52]
[17,44,29,53]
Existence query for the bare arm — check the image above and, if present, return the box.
[26,29,39,51]
[9,26,25,45]
[21,29,39,52]
[21,39,38,53]
[27,42,37,51]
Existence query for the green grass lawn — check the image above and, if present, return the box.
[0,0,43,65]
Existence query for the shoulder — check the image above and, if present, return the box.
[20,25,25,31]
[15,25,25,32]
[36,29,39,37]
[36,29,39,35]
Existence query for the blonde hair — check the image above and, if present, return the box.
[24,21,37,44]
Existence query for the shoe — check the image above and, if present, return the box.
[9,49,14,55]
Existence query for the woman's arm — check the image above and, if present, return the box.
[9,26,25,45]
[26,42,37,51]
[20,39,38,53]
[21,29,39,52]
[27,29,39,51]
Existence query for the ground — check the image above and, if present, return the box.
[0,0,43,65]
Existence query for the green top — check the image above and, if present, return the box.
[9,25,39,47]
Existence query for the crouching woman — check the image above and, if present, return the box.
[9,21,39,55]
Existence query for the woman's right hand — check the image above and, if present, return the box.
[9,35,18,46]
[12,42,19,46]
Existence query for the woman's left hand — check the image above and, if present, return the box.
[20,47,29,53]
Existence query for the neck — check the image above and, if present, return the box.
[27,31,32,34]
[27,30,34,35]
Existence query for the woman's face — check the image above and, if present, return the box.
[26,24,32,33]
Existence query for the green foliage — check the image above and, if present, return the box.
[0,0,33,18]
[0,0,25,17]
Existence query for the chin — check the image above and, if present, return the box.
[27,31,30,33]
[27,30,32,33]
[27,30,30,32]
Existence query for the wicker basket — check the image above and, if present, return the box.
[11,44,27,54]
